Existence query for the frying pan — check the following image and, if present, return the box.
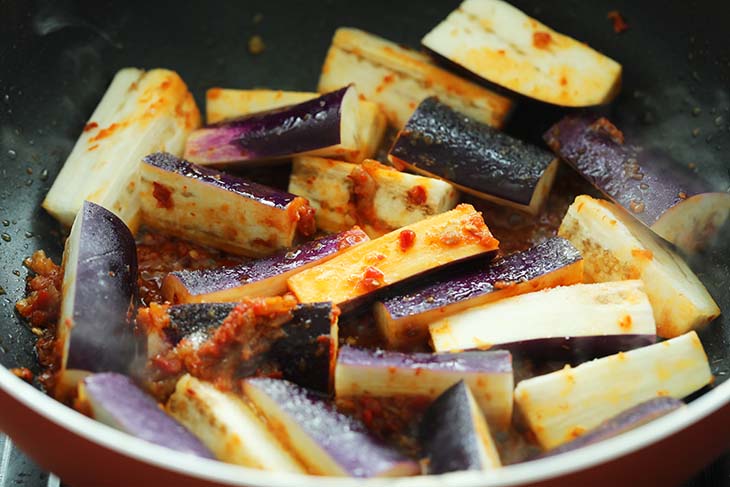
[1,0,730,486]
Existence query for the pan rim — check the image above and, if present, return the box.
[1,363,728,485]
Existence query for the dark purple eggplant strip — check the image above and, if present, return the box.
[67,201,138,372]
[493,334,656,362]
[338,346,512,374]
[143,152,297,209]
[539,397,684,457]
[389,97,554,206]
[185,86,349,163]
[381,237,581,320]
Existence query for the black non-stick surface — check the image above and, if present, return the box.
[1,0,729,483]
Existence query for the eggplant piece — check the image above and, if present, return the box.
[375,236,583,348]
[335,346,513,430]
[317,27,512,128]
[288,156,459,238]
[145,302,338,392]
[139,152,315,258]
[243,378,420,477]
[166,374,305,471]
[161,228,369,303]
[388,98,558,215]
[559,195,720,338]
[421,0,622,106]
[545,115,730,253]
[514,331,712,450]
[430,280,656,355]
[541,397,684,458]
[420,381,501,473]
[78,373,213,458]
[56,201,138,398]
[287,204,499,309]
[206,88,387,162]
[184,85,366,166]
[43,68,200,229]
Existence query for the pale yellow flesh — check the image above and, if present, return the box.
[42,68,200,229]
[318,27,512,128]
[465,387,502,469]
[421,0,622,107]
[514,331,712,450]
[334,360,514,430]
[139,162,304,257]
[287,204,498,306]
[166,375,304,472]
[430,280,656,352]
[558,195,721,338]
[203,88,385,163]
[288,156,459,238]
[651,192,730,254]
[375,258,583,349]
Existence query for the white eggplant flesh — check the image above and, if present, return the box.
[318,27,512,128]
[288,156,459,237]
[559,195,720,338]
[421,0,622,106]
[514,331,712,450]
[205,88,386,162]
[42,68,200,230]
[430,280,656,353]
[166,374,305,472]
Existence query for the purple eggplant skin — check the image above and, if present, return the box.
[143,152,299,209]
[544,114,730,251]
[81,373,214,458]
[65,201,138,373]
[243,378,420,477]
[184,86,351,165]
[494,334,656,363]
[266,302,337,392]
[388,97,557,211]
[164,302,236,346]
[419,381,494,474]
[162,228,369,303]
[540,397,684,458]
[376,237,583,348]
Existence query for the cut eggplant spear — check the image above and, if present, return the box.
[167,374,305,472]
[55,201,138,399]
[206,88,387,162]
[184,85,371,166]
[142,301,338,393]
[559,195,720,338]
[540,397,684,458]
[139,152,315,258]
[335,346,513,430]
[430,280,656,357]
[375,236,583,348]
[318,27,512,128]
[421,0,622,106]
[78,373,213,458]
[514,331,712,450]
[545,115,730,253]
[420,381,501,474]
[287,204,499,310]
[243,378,420,477]
[288,156,459,238]
[43,68,200,230]
[388,98,558,215]
[161,228,369,303]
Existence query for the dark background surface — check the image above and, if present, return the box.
[1,0,729,485]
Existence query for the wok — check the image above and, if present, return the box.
[1,0,730,486]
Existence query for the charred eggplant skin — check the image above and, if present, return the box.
[64,201,138,373]
[81,373,214,458]
[165,303,236,345]
[184,86,350,164]
[540,397,683,458]
[389,97,555,208]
